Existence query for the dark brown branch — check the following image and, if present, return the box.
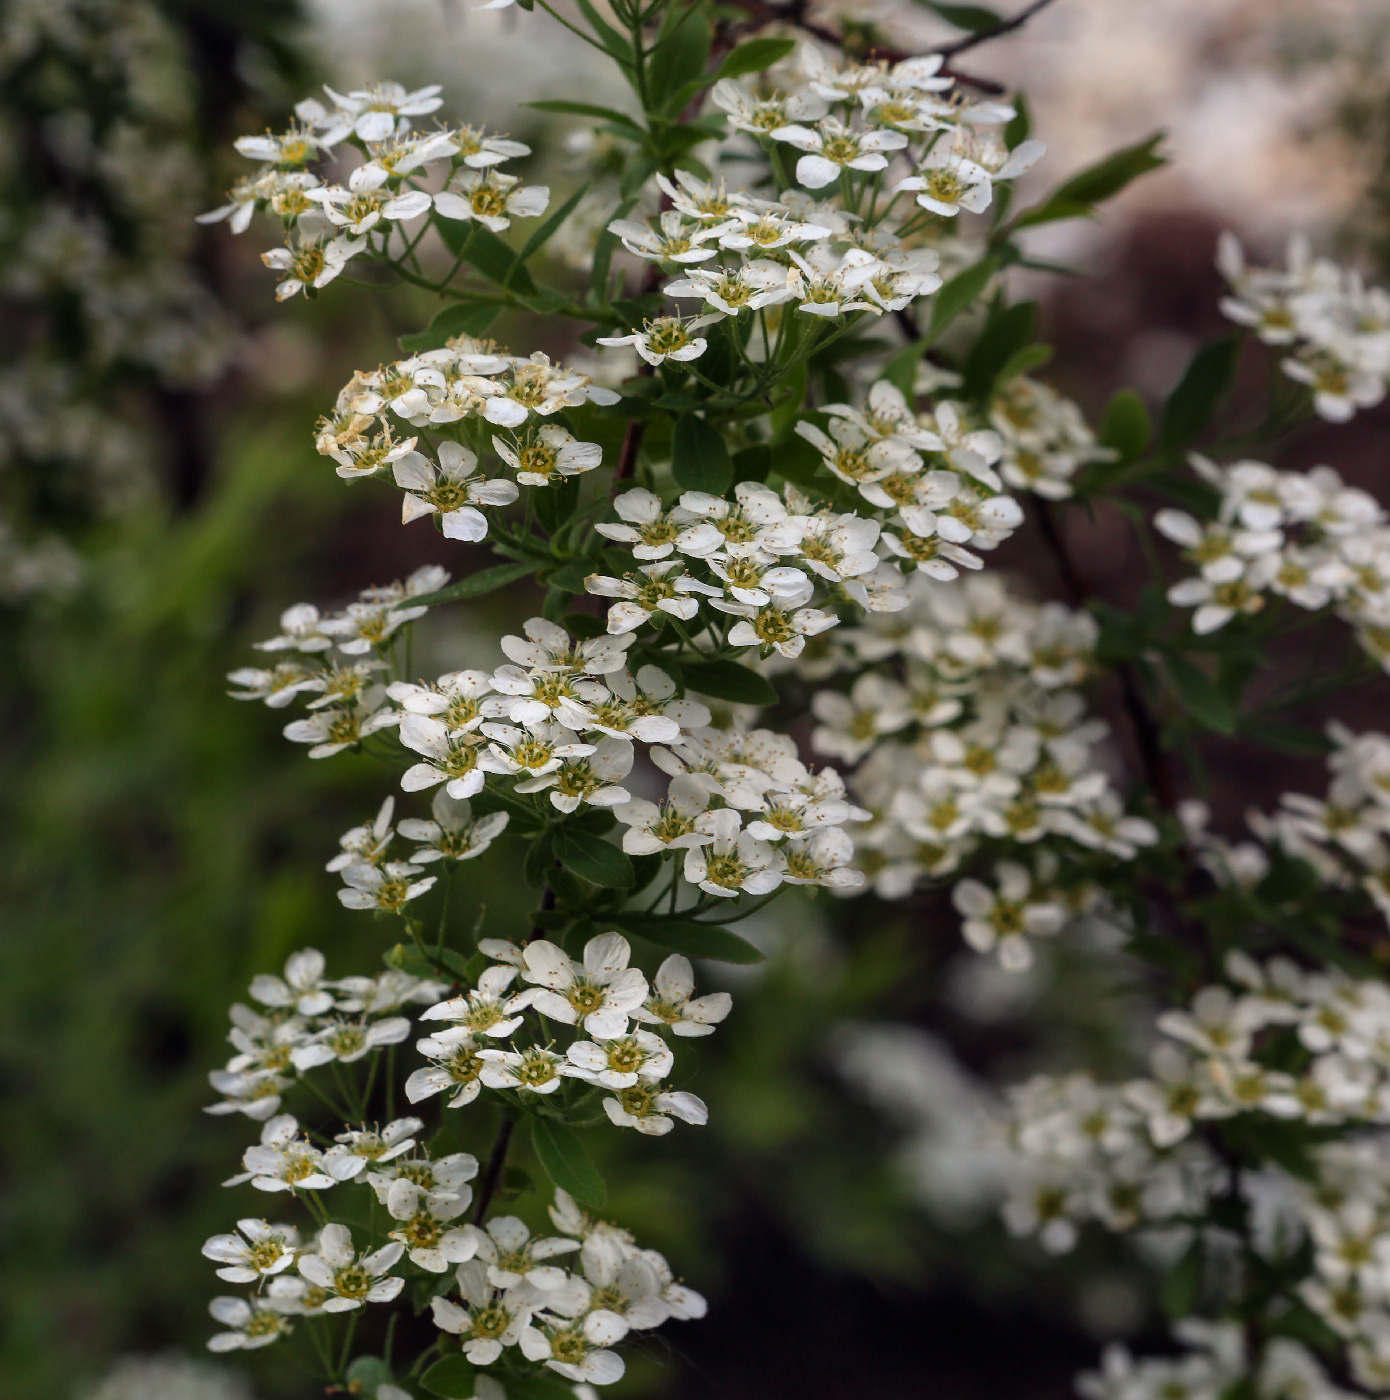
[472,1115,517,1223]
[1034,500,1179,811]
[930,0,1061,60]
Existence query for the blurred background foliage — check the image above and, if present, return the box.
[4,1,1390,1398]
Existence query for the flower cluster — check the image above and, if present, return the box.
[200,81,553,300]
[1157,453,1390,669]
[803,570,1155,923]
[1219,233,1390,423]
[1080,1322,1357,1400]
[317,337,617,524]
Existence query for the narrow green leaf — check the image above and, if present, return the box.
[915,0,1002,31]
[961,300,1038,400]
[408,561,535,608]
[880,338,928,398]
[1239,719,1334,757]
[515,183,591,268]
[994,342,1052,388]
[1004,91,1031,149]
[570,0,633,63]
[715,36,796,80]
[1159,335,1241,452]
[1052,132,1167,207]
[929,256,998,338]
[502,1370,580,1400]
[399,301,501,353]
[615,914,765,965]
[421,1356,477,1398]
[671,413,733,493]
[1166,653,1238,734]
[552,826,634,888]
[1100,387,1152,461]
[731,443,772,483]
[526,100,645,136]
[465,225,540,296]
[679,658,777,707]
[530,1117,606,1207]
[649,7,711,114]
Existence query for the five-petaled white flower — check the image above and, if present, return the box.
[522,933,649,1037]
[298,1223,405,1311]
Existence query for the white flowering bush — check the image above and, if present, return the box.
[193,1,1390,1397]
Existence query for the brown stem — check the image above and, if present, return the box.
[614,417,646,484]
[1034,499,1178,811]
[527,881,557,943]
[931,0,1061,59]
[472,1115,517,1223]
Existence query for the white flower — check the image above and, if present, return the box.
[298,1223,405,1311]
[398,712,488,799]
[724,601,838,659]
[585,562,722,635]
[431,1258,537,1364]
[616,774,714,855]
[522,933,649,1037]
[227,660,322,707]
[771,117,908,189]
[337,859,437,912]
[526,735,635,813]
[468,1215,579,1292]
[435,171,550,232]
[202,1220,301,1283]
[393,442,518,541]
[386,1178,477,1272]
[250,948,335,1016]
[588,665,710,744]
[595,489,689,561]
[811,674,913,762]
[597,315,717,367]
[261,234,362,301]
[398,790,509,862]
[230,1114,337,1192]
[322,1118,423,1180]
[406,1028,487,1108]
[283,695,400,758]
[634,953,732,1037]
[494,426,603,487]
[420,966,533,1039]
[501,616,633,675]
[683,808,783,897]
[663,258,794,316]
[567,1029,674,1088]
[478,1044,586,1094]
[519,1313,626,1386]
[779,827,863,889]
[896,150,995,217]
[321,81,444,142]
[206,1295,292,1351]
[607,210,729,263]
[952,862,1065,971]
[256,602,334,654]
[291,1015,410,1070]
[480,720,597,784]
[602,1078,709,1136]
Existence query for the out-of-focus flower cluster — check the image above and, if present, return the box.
[1219,234,1390,423]
[1157,453,1390,670]
[800,569,1155,956]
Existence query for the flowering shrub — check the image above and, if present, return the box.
[196,1,1390,1396]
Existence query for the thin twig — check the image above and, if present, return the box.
[930,0,1061,59]
[473,1114,517,1223]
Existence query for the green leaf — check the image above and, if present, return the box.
[671,413,733,493]
[715,36,796,80]
[500,1371,579,1400]
[526,100,645,137]
[347,1357,395,1390]
[1166,653,1238,734]
[929,256,998,339]
[880,338,928,399]
[524,830,556,889]
[515,183,591,267]
[649,7,711,115]
[399,301,501,353]
[1011,133,1167,229]
[916,1,1001,30]
[679,658,778,707]
[1162,1237,1203,1318]
[961,300,1037,401]
[421,1355,477,1399]
[544,558,593,594]
[1100,387,1152,462]
[552,826,634,888]
[408,561,536,608]
[530,1117,606,1207]
[994,342,1052,388]
[1051,131,1167,207]
[1004,91,1031,149]
[614,914,765,964]
[1238,719,1335,757]
[465,225,540,297]
[1159,335,1241,452]
[731,443,772,483]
